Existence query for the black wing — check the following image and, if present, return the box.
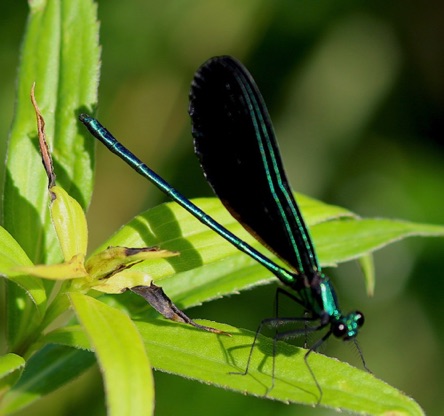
[189,56,320,274]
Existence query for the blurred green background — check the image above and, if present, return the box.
[1,1,443,415]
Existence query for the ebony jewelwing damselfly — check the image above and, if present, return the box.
[79,55,366,400]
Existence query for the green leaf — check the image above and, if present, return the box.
[137,321,424,415]
[19,254,87,280]
[41,320,424,415]
[95,197,444,309]
[69,293,154,416]
[0,227,34,273]
[0,226,46,314]
[3,0,99,264]
[0,345,95,414]
[50,186,88,261]
[0,226,46,351]
[312,218,444,264]
[0,354,25,393]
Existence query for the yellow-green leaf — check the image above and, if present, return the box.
[19,254,87,280]
[70,293,154,416]
[50,186,88,261]
[3,0,99,264]
[92,271,153,294]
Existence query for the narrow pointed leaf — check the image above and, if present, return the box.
[50,186,88,261]
[70,293,154,416]
[312,218,444,264]
[0,227,34,273]
[0,226,46,315]
[0,353,26,392]
[3,0,99,264]
[19,254,87,280]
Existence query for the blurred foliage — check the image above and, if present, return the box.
[1,0,443,415]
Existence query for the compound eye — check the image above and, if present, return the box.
[355,311,365,328]
[332,322,347,338]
